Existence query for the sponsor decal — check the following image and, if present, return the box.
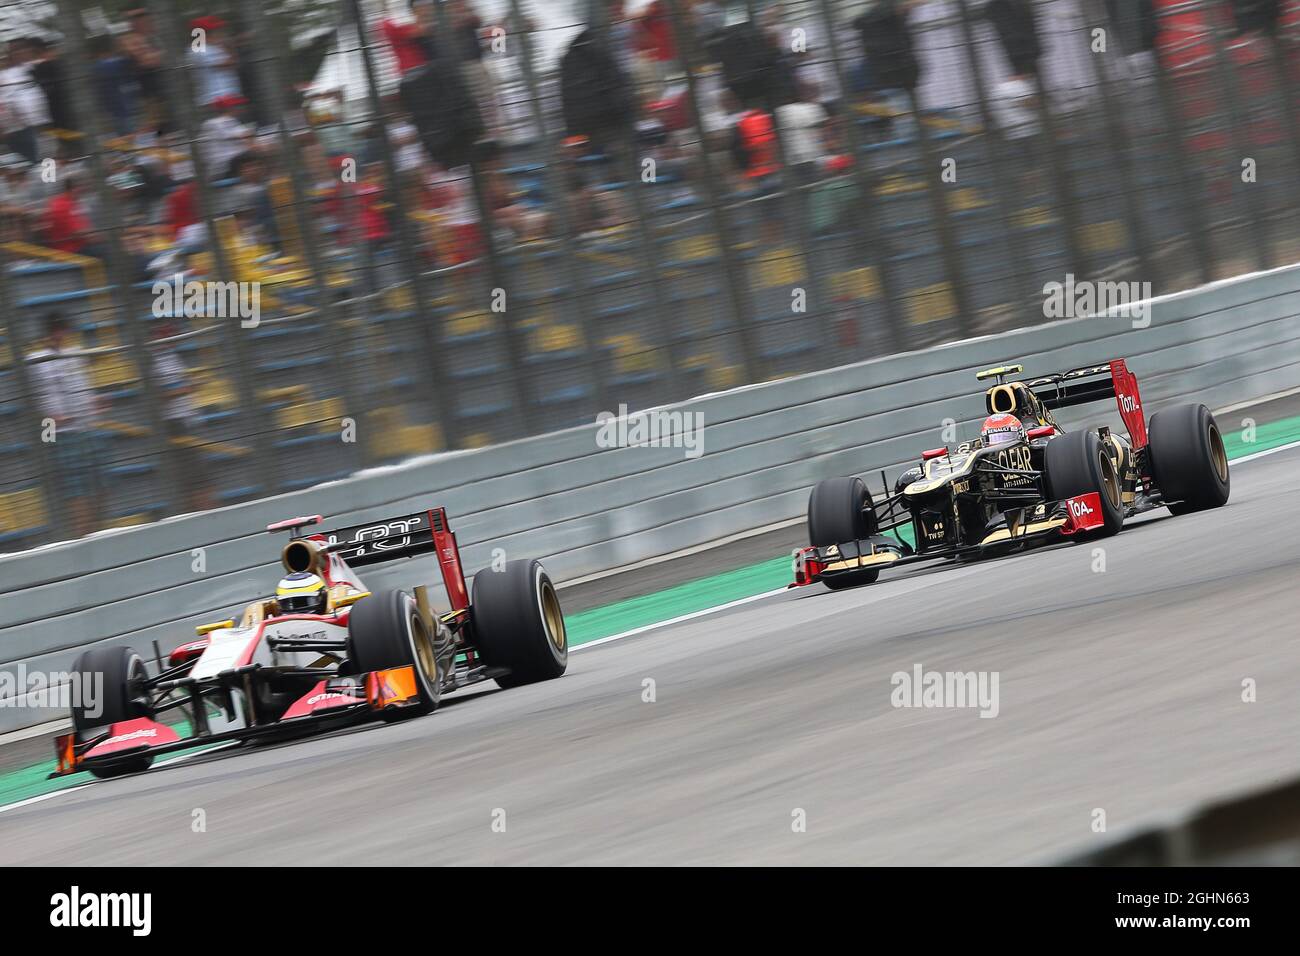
[103,728,157,746]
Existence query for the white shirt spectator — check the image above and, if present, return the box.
[151,348,199,425]
[1,61,51,129]
[28,348,98,431]
[992,76,1040,140]
[199,114,251,178]
[188,45,241,106]
[776,102,828,167]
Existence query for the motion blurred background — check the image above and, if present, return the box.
[1,0,1297,550]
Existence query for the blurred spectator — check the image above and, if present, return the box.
[89,33,139,138]
[149,320,215,513]
[223,151,280,249]
[0,153,40,242]
[450,0,500,137]
[776,81,829,183]
[44,172,101,257]
[560,24,635,150]
[853,0,922,137]
[2,37,51,164]
[121,9,167,131]
[199,95,253,180]
[188,16,242,108]
[28,311,106,538]
[163,160,199,239]
[29,38,72,135]
[382,1,436,75]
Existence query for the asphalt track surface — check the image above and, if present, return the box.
[3,436,1298,865]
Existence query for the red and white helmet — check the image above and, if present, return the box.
[981,413,1025,448]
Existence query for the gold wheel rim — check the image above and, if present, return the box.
[540,581,566,652]
[410,613,437,681]
[1098,449,1121,509]
[1208,423,1228,482]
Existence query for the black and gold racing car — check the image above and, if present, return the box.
[792,360,1230,590]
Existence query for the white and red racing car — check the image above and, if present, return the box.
[54,508,567,779]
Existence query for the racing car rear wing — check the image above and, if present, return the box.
[1025,359,1147,448]
[313,508,470,610]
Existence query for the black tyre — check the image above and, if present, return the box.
[1043,429,1124,537]
[1148,403,1230,515]
[471,559,567,689]
[807,476,880,588]
[347,589,440,718]
[70,645,155,778]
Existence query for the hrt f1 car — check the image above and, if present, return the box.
[792,359,1230,590]
[53,508,568,779]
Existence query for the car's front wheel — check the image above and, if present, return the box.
[347,590,441,719]
[70,645,155,778]
[1044,430,1124,537]
[807,476,880,588]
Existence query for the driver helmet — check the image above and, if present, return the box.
[980,413,1026,448]
[276,571,328,615]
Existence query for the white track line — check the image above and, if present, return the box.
[571,587,791,652]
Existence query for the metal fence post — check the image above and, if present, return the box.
[955,0,1036,312]
[815,0,906,353]
[741,0,836,347]
[507,0,635,409]
[0,243,64,542]
[1027,52,1093,279]
[1201,0,1273,271]
[55,0,181,515]
[238,0,366,471]
[1078,0,1159,288]
[574,0,684,402]
[149,0,281,497]
[905,84,975,339]
[346,0,460,449]
[1149,5,1216,283]
[429,0,541,431]
[660,0,761,381]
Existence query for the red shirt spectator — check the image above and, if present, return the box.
[382,19,430,74]
[635,2,677,63]
[737,109,779,179]
[45,185,94,254]
[165,180,198,238]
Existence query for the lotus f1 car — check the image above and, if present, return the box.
[53,508,568,779]
[792,359,1230,590]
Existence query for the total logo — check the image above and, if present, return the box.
[1068,497,1095,518]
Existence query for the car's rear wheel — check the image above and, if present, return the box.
[807,476,880,588]
[1044,430,1124,537]
[347,590,440,719]
[1148,403,1230,515]
[70,645,155,778]
[472,559,568,688]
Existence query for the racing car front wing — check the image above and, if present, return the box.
[50,665,426,778]
[790,492,1106,588]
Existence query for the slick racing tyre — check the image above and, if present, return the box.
[1148,402,1230,516]
[1044,429,1124,537]
[70,645,155,778]
[807,476,880,589]
[471,559,568,689]
[347,589,440,718]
